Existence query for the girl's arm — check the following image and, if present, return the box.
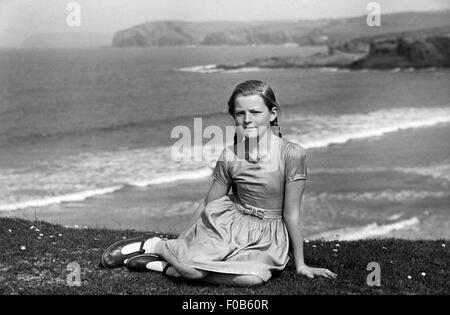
[206,179,231,204]
[283,179,337,279]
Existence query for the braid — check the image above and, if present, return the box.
[271,119,282,138]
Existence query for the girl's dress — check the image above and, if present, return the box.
[164,136,307,281]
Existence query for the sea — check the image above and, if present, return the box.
[0,45,449,239]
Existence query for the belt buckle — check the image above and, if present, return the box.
[243,204,265,219]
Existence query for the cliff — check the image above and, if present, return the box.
[113,21,198,46]
[111,11,450,47]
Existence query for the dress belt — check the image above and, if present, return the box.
[235,200,283,220]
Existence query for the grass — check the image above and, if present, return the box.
[0,217,448,295]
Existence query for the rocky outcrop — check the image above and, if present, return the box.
[350,36,450,69]
[214,35,450,71]
[217,51,364,70]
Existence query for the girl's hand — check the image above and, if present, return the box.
[297,265,337,279]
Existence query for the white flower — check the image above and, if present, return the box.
[122,236,127,239]
[39,233,44,237]
[407,275,412,279]
[37,237,41,240]
[84,226,88,229]
[304,239,310,243]
[58,234,62,237]
[312,245,317,248]
[421,272,426,276]
[35,229,40,232]
[335,244,340,247]
[332,249,338,252]
[49,235,54,238]
[20,246,26,250]
[442,244,446,247]
[64,225,69,228]
[30,226,34,230]
[74,225,79,228]
[8,229,12,232]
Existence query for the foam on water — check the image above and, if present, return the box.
[396,164,450,183]
[284,106,450,149]
[177,64,267,74]
[311,190,449,203]
[0,186,123,211]
[129,168,212,187]
[309,217,420,241]
[1,106,449,211]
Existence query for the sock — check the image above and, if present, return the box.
[144,262,181,278]
[143,237,162,254]
[145,260,168,272]
[121,242,142,255]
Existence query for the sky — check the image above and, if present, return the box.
[0,0,449,47]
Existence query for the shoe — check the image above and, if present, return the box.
[126,253,171,275]
[101,235,147,269]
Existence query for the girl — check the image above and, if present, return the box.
[101,80,337,286]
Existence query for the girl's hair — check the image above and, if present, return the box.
[227,80,281,127]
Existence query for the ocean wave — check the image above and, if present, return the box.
[319,67,351,73]
[176,64,266,74]
[312,163,450,183]
[284,106,450,149]
[0,186,123,211]
[309,217,420,241]
[395,164,450,183]
[0,168,213,212]
[129,168,212,187]
[311,190,449,203]
[178,64,219,73]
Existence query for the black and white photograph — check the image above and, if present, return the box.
[0,0,449,299]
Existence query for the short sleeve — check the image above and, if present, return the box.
[285,144,307,182]
[212,148,232,186]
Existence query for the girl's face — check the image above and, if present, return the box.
[233,95,277,139]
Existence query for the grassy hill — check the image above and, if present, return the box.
[1,217,448,295]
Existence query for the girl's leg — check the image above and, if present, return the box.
[152,240,209,280]
[202,273,264,287]
[144,238,263,286]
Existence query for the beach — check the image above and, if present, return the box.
[0,46,449,240]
